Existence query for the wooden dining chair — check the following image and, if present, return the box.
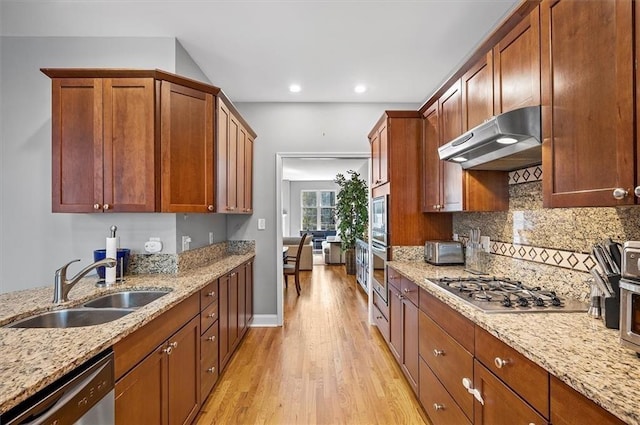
[283,233,308,295]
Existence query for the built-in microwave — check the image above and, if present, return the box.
[371,195,388,247]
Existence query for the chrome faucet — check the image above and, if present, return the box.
[53,258,117,304]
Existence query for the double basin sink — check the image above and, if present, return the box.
[5,290,171,329]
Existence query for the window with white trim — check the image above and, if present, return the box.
[301,190,336,231]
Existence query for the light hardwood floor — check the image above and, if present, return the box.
[195,264,430,425]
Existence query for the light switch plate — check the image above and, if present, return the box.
[258,218,266,230]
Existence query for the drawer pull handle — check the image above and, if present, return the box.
[402,288,411,293]
[207,291,216,297]
[207,313,216,319]
[376,316,382,320]
[207,367,216,373]
[433,349,445,357]
[494,357,509,369]
[433,403,445,411]
[207,335,216,342]
[462,377,484,405]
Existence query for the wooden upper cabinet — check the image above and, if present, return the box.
[370,122,389,188]
[160,81,214,212]
[51,77,156,213]
[216,98,254,214]
[493,6,541,114]
[541,0,634,207]
[422,103,442,213]
[438,81,464,212]
[462,51,494,131]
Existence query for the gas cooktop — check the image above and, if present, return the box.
[429,276,588,314]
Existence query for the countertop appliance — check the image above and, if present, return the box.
[424,241,464,265]
[0,350,114,424]
[429,276,588,314]
[438,105,541,171]
[619,241,640,355]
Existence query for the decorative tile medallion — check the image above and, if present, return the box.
[489,241,596,273]
[509,165,542,185]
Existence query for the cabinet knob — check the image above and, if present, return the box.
[433,403,445,411]
[208,205,214,212]
[163,346,173,355]
[207,313,216,319]
[635,186,640,198]
[402,288,411,294]
[397,293,404,300]
[207,335,216,342]
[207,367,216,374]
[433,349,445,357]
[102,203,110,210]
[613,188,629,199]
[207,291,216,297]
[93,203,101,210]
[494,357,509,369]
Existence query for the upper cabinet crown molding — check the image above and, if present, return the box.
[43,68,256,214]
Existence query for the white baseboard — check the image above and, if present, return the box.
[250,314,280,327]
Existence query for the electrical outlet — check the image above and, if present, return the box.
[480,236,491,253]
[182,235,192,252]
[209,232,214,244]
[258,218,266,230]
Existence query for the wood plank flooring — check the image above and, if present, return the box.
[195,264,430,425]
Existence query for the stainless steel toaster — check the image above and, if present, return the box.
[424,241,464,265]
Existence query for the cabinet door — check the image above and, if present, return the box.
[370,130,381,186]
[494,6,540,113]
[473,360,548,425]
[462,51,494,131]
[541,0,634,207]
[237,263,247,337]
[115,346,164,425]
[160,81,214,212]
[422,103,442,212]
[550,376,625,425]
[216,99,230,212]
[419,358,472,425]
[103,78,156,212]
[438,81,463,212]
[402,299,419,393]
[244,135,254,213]
[51,78,103,213]
[388,284,403,363]
[236,125,246,213]
[218,274,230,370]
[167,316,200,425]
[229,269,239,350]
[245,260,254,323]
[226,115,239,211]
[378,123,389,185]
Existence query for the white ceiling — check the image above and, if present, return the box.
[0,0,520,103]
[283,158,368,181]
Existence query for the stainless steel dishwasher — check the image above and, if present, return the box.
[1,350,114,425]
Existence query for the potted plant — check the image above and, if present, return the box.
[334,170,368,275]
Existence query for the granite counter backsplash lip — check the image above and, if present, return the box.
[387,260,640,425]
[0,251,255,416]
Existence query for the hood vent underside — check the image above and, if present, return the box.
[438,106,541,171]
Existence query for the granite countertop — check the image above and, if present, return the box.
[388,260,640,425]
[0,251,254,416]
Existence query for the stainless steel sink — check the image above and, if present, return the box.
[83,290,171,309]
[5,308,134,328]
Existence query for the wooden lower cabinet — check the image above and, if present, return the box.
[419,358,471,425]
[550,376,626,425]
[115,315,200,425]
[200,321,219,400]
[473,360,548,425]
[388,284,403,363]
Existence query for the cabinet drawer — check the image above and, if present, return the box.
[475,326,549,418]
[373,291,389,320]
[550,375,625,425]
[372,301,390,342]
[201,323,219,399]
[387,267,401,290]
[419,288,474,353]
[200,300,219,334]
[419,310,474,418]
[419,358,472,425]
[200,279,218,308]
[401,276,419,306]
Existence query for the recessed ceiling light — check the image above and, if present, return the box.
[289,84,301,93]
[354,84,367,94]
[497,137,518,145]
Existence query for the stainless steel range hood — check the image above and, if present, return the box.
[438,106,541,171]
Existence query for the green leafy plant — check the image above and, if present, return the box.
[334,170,368,251]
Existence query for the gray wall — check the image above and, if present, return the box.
[227,102,417,319]
[0,36,223,293]
[288,180,340,237]
[282,180,291,237]
[175,213,227,252]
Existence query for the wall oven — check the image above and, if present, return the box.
[371,195,388,247]
[371,241,388,304]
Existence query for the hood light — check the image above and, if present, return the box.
[497,137,518,145]
[452,156,467,162]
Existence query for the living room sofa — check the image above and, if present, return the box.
[283,234,313,270]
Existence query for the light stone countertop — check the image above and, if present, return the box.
[0,251,255,416]
[388,260,640,425]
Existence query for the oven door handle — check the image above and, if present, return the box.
[371,242,387,256]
